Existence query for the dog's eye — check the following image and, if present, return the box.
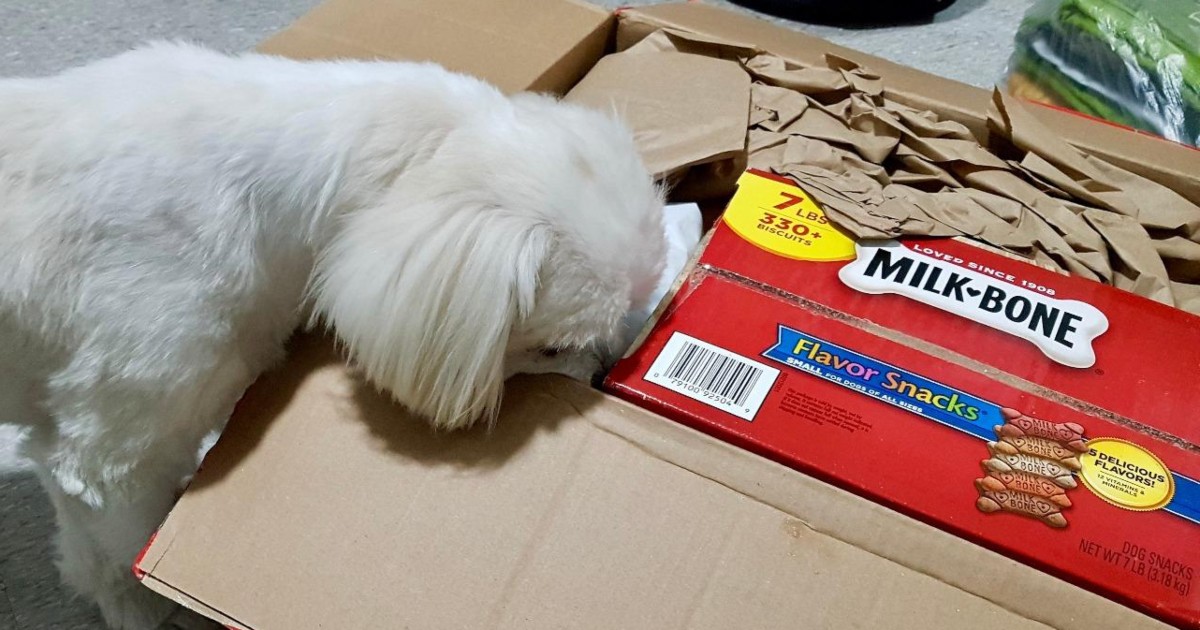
[538,347,561,358]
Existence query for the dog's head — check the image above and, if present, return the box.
[314,94,665,430]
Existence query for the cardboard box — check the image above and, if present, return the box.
[135,1,1200,628]
[606,170,1200,627]
[139,334,1168,630]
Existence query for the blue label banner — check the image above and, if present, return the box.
[1172,475,1200,525]
[763,325,1002,440]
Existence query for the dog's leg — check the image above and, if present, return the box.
[26,408,228,630]
[29,348,258,630]
[29,452,202,629]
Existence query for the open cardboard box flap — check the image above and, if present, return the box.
[257,0,612,94]
[137,0,1195,627]
[138,335,1164,629]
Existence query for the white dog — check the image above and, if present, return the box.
[0,42,666,629]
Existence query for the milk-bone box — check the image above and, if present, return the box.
[606,170,1200,627]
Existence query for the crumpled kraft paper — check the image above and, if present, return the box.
[577,25,1200,313]
[563,38,750,201]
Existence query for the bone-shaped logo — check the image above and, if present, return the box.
[838,241,1109,368]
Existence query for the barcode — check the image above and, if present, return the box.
[645,333,779,420]
[665,342,764,406]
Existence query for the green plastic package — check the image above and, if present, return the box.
[1005,0,1200,146]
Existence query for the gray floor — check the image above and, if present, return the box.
[0,0,1034,628]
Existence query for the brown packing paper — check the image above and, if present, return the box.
[1156,236,1200,283]
[745,54,854,97]
[867,105,1008,169]
[895,135,1010,170]
[1172,281,1200,313]
[765,90,1110,274]
[988,90,1122,190]
[774,164,900,238]
[784,105,898,164]
[748,105,772,128]
[563,50,750,182]
[748,128,788,154]
[986,91,1200,307]
[884,188,1029,248]
[1085,156,1200,239]
[626,1,1200,204]
[620,25,761,61]
[1081,210,1175,305]
[563,43,750,201]
[751,58,1124,266]
[780,136,888,185]
[669,152,751,202]
[577,22,1200,313]
[825,54,884,98]
[889,154,960,189]
[1014,152,1138,217]
[883,105,977,142]
[954,168,1112,281]
[750,83,808,132]
[747,142,787,172]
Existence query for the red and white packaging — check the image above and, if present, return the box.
[606,170,1200,628]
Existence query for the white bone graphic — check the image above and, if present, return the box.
[838,242,1109,368]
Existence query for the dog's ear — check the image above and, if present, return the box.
[311,196,549,430]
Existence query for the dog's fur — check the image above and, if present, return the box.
[0,43,666,629]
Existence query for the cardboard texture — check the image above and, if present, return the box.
[139,1,1200,628]
[564,50,750,180]
[607,171,1199,628]
[140,334,1166,630]
[257,0,612,95]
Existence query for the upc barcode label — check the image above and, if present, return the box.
[645,333,779,420]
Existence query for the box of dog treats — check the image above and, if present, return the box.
[606,169,1200,627]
